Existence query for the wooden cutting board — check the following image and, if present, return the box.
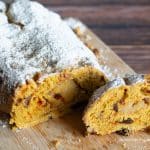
[0,18,149,150]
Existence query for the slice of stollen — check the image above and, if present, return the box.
[83,74,150,135]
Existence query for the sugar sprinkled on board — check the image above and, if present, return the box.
[0,112,10,128]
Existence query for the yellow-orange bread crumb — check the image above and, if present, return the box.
[9,67,107,128]
[83,74,150,135]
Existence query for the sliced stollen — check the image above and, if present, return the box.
[0,0,109,128]
[83,74,150,135]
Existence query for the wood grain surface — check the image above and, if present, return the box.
[1,1,149,150]
[37,0,150,74]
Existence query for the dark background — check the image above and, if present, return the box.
[37,0,150,73]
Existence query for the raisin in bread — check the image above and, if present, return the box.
[83,74,150,135]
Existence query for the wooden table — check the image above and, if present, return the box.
[37,0,150,74]
[1,1,150,150]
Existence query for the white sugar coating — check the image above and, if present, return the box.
[65,18,86,33]
[124,74,145,85]
[0,13,8,25]
[0,1,6,12]
[0,1,7,25]
[0,0,104,104]
[65,18,121,80]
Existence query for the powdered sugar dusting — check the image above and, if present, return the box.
[124,74,145,85]
[0,1,7,25]
[0,0,102,104]
[0,1,6,12]
[65,18,128,80]
[0,112,10,128]
[89,78,125,104]
[65,18,86,33]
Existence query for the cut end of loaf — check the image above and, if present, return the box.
[83,75,150,135]
[8,66,107,128]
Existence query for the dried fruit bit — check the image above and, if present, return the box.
[113,103,118,112]
[92,48,99,56]
[121,118,134,124]
[143,97,150,104]
[116,128,130,136]
[73,27,83,36]
[53,93,65,103]
[141,88,150,94]
[15,98,22,106]
[54,93,62,99]
[33,72,42,81]
[37,99,46,107]
[119,89,128,105]
[16,22,24,29]
[23,96,31,107]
